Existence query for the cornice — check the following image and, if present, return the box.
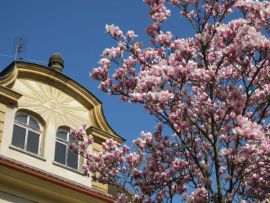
[87,126,125,144]
[0,61,18,87]
[0,61,125,143]
[0,85,22,105]
[0,155,114,202]
[17,62,101,107]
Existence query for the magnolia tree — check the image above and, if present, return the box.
[71,0,270,202]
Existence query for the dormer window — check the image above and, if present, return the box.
[11,112,42,155]
[54,128,79,170]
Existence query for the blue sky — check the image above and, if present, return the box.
[0,1,199,202]
[0,0,193,145]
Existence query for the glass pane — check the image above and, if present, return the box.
[11,125,26,149]
[26,131,40,154]
[67,148,78,169]
[29,118,40,130]
[54,142,66,165]
[15,115,27,124]
[69,134,77,144]
[57,131,67,141]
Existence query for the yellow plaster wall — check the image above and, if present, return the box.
[0,103,6,143]
[0,62,123,200]
[0,165,110,203]
[12,78,90,129]
[93,142,103,153]
[1,79,93,188]
[92,137,108,192]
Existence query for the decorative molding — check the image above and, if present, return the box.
[0,62,18,87]
[0,155,115,202]
[0,86,21,143]
[0,103,6,143]
[0,86,21,105]
[87,126,124,144]
[0,61,124,143]
[13,79,89,128]
[9,145,46,162]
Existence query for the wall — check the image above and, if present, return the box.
[1,78,92,188]
[0,103,6,144]
[0,191,36,203]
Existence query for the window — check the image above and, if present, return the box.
[11,112,42,155]
[54,128,79,170]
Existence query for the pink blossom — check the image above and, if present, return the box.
[105,24,123,39]
[84,0,270,201]
[126,30,138,39]
[185,188,208,203]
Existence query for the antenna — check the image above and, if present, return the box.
[15,37,24,61]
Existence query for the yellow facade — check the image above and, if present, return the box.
[0,103,6,143]
[0,58,124,203]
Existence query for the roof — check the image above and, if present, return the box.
[0,60,125,143]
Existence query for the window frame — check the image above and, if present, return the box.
[54,128,80,171]
[11,112,42,155]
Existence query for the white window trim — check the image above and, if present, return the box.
[55,128,80,171]
[12,112,42,155]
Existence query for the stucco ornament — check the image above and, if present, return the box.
[13,79,88,128]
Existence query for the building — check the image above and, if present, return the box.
[0,54,125,203]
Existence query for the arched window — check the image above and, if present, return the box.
[11,112,42,155]
[54,128,78,170]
